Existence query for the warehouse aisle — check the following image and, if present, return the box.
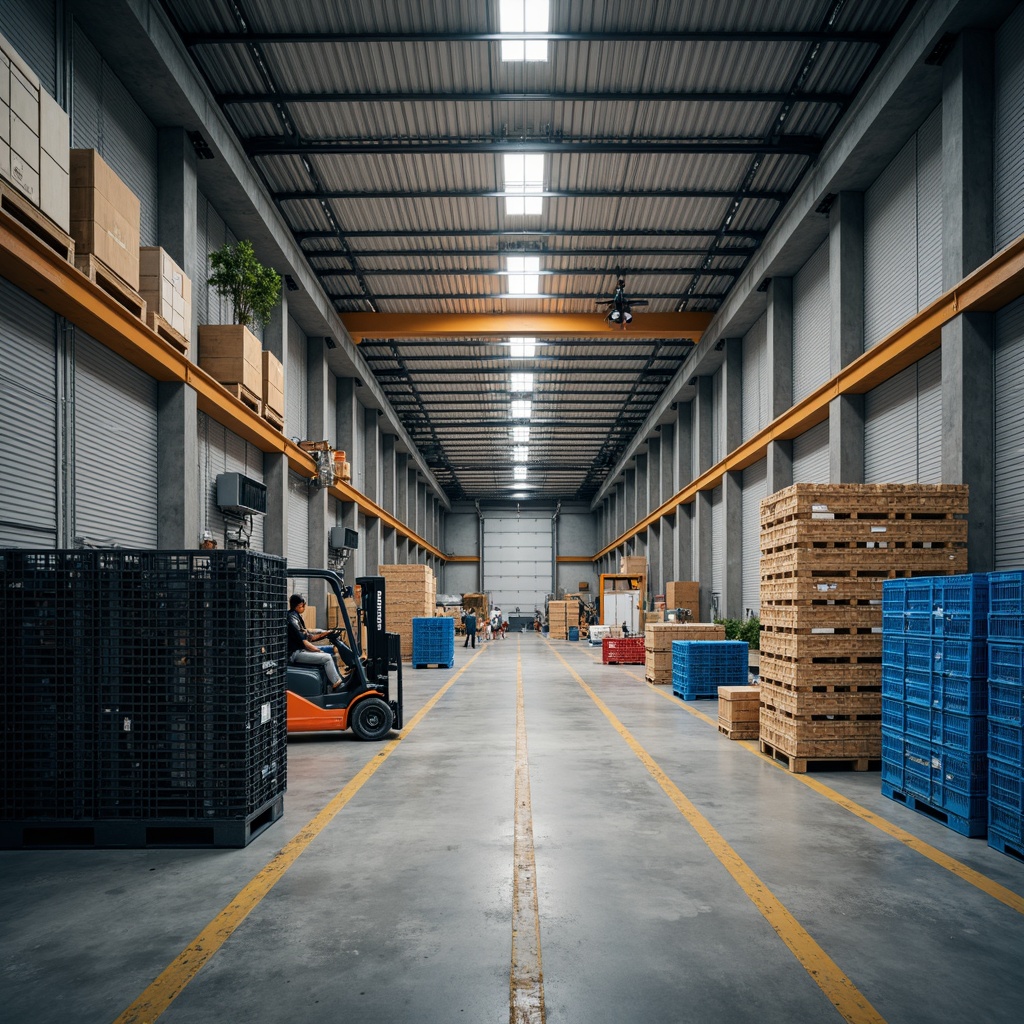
[2,635,1024,1024]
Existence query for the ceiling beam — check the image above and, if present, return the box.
[295,228,765,241]
[332,291,725,304]
[316,266,742,279]
[307,246,757,259]
[248,135,822,156]
[277,186,788,201]
[341,312,712,342]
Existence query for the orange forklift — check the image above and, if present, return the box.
[286,565,403,740]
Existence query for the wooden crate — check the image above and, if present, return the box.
[760,546,968,578]
[759,604,882,631]
[758,680,881,718]
[0,178,75,261]
[760,483,969,529]
[644,621,726,652]
[760,630,882,661]
[759,706,882,760]
[74,253,145,319]
[759,575,889,604]
[760,517,968,553]
[758,653,881,689]
[198,324,262,395]
[262,350,284,418]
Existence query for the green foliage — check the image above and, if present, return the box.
[714,615,761,649]
[207,240,282,330]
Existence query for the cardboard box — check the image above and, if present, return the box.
[0,29,40,90]
[9,66,36,126]
[262,350,284,414]
[38,88,67,164]
[38,150,68,228]
[9,152,37,202]
[198,324,262,394]
[139,246,192,338]
[619,556,647,575]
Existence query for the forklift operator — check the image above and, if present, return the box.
[287,594,357,691]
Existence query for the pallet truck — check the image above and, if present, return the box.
[286,568,403,740]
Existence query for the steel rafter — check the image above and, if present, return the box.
[315,265,741,279]
[275,186,789,202]
[294,228,766,241]
[306,246,757,259]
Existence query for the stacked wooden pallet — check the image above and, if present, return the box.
[547,600,572,639]
[378,563,436,662]
[758,483,968,772]
[644,621,726,684]
[717,685,761,740]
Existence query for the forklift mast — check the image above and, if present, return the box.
[358,575,387,663]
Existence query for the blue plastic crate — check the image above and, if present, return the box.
[988,614,1024,642]
[881,727,904,761]
[989,680,1024,725]
[989,760,1024,816]
[934,574,989,638]
[881,664,905,699]
[884,778,987,836]
[989,570,1024,617]
[882,612,906,634]
[906,673,987,715]
[905,637,937,673]
[936,639,988,680]
[905,612,935,637]
[882,634,906,668]
[881,698,906,733]
[671,640,748,695]
[989,720,1024,767]
[882,578,908,612]
[989,643,1024,686]
[904,577,936,613]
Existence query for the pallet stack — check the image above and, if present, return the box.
[665,581,700,621]
[547,600,572,639]
[717,686,761,740]
[644,621,725,684]
[378,563,436,662]
[758,483,968,773]
[987,571,1024,860]
[139,246,191,353]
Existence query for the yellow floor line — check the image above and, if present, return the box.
[510,645,546,1023]
[549,646,887,1024]
[642,678,1024,918]
[113,652,485,1024]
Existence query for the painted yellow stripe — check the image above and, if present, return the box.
[510,643,546,1023]
[113,653,484,1024]
[548,646,886,1024]
[644,681,1024,917]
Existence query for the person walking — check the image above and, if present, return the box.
[463,609,477,648]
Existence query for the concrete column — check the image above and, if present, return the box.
[624,466,637,534]
[721,340,743,456]
[264,293,287,365]
[675,402,692,487]
[722,470,743,618]
[157,129,197,343]
[156,382,199,548]
[942,30,995,571]
[396,453,409,553]
[382,434,397,512]
[362,406,382,564]
[828,191,865,482]
[263,452,289,557]
[766,277,793,419]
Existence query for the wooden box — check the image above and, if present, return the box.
[198,324,262,396]
[262,350,284,416]
[620,556,648,575]
[139,246,192,340]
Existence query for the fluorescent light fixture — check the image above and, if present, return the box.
[513,466,529,480]
[513,445,530,462]
[506,256,540,295]
[512,426,530,442]
[500,0,549,61]
[510,372,533,392]
[503,153,545,215]
[509,337,537,359]
[511,399,532,418]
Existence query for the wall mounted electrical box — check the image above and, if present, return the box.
[329,526,359,550]
[216,473,267,515]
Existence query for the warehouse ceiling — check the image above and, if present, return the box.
[158,0,914,503]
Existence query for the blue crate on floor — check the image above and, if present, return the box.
[934,574,990,638]
[987,830,1024,862]
[671,640,748,697]
[411,617,455,668]
[882,782,987,838]
[882,664,905,699]
[904,670,987,715]
[989,679,1024,726]
[988,719,1024,767]
[988,614,1024,642]
[989,571,1024,617]
[900,704,988,753]
[989,643,1024,687]
[936,639,988,679]
[989,759,1024,817]
[882,634,906,668]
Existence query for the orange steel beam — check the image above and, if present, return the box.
[0,212,445,560]
[556,555,594,563]
[340,311,713,342]
[596,233,1024,560]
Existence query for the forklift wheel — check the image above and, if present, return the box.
[350,697,394,741]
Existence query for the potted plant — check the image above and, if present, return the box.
[198,240,282,405]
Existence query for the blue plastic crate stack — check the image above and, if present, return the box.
[881,574,989,837]
[987,570,1024,860]
[672,640,748,700]
[411,616,455,669]
[0,549,288,848]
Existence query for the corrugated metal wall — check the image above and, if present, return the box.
[286,317,308,441]
[995,3,1024,251]
[792,240,830,402]
[995,296,1024,568]
[741,312,768,442]
[711,485,723,618]
[198,412,266,552]
[791,420,829,483]
[741,459,767,616]
[712,366,725,465]
[287,470,309,568]
[0,280,59,546]
[0,0,56,93]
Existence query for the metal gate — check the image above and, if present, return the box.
[792,420,829,483]
[484,513,551,615]
[287,470,309,569]
[198,412,266,552]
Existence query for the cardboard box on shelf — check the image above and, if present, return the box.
[139,246,192,340]
[262,350,284,416]
[198,324,262,395]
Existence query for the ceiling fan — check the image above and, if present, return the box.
[597,276,648,327]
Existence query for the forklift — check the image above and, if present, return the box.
[286,564,403,741]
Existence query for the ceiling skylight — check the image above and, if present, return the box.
[506,256,540,295]
[510,372,534,392]
[503,153,545,215]
[512,426,530,443]
[509,338,538,359]
[511,399,532,419]
[513,445,530,462]
[513,466,529,480]
[500,0,549,62]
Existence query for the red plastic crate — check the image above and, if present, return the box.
[602,636,645,665]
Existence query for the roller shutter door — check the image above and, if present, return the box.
[0,280,59,546]
[712,368,724,464]
[0,0,57,93]
[711,485,723,618]
[995,296,1024,567]
[198,413,266,552]
[287,471,309,569]
[73,332,157,547]
[742,313,767,441]
[194,191,211,329]
[484,514,551,613]
[792,420,829,483]
[995,4,1024,251]
[864,137,916,349]
[916,351,942,484]
[916,107,943,306]
[741,459,767,616]
[864,366,917,482]
[286,318,308,440]
[792,241,830,402]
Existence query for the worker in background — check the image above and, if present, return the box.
[287,593,355,691]
[491,606,505,638]
[463,608,478,648]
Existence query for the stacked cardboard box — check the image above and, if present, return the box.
[198,325,263,408]
[758,483,969,771]
[139,246,191,346]
[644,621,726,684]
[70,149,140,290]
[717,685,761,740]
[620,556,648,575]
[262,351,284,428]
[1,31,70,233]
[379,564,436,661]
[665,581,700,620]
[547,600,572,639]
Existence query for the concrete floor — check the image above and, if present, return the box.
[3,633,1024,1024]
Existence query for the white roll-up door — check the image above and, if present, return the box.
[792,240,830,402]
[741,459,767,616]
[0,280,59,546]
[995,296,1024,567]
[864,136,916,349]
[916,351,942,484]
[995,4,1024,251]
[71,23,159,246]
[198,413,266,552]
[484,514,551,613]
[916,107,943,305]
[73,332,158,547]
[864,366,917,482]
[792,420,829,483]
[711,485,723,617]
[287,471,309,569]
[742,313,768,441]
[286,318,308,441]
